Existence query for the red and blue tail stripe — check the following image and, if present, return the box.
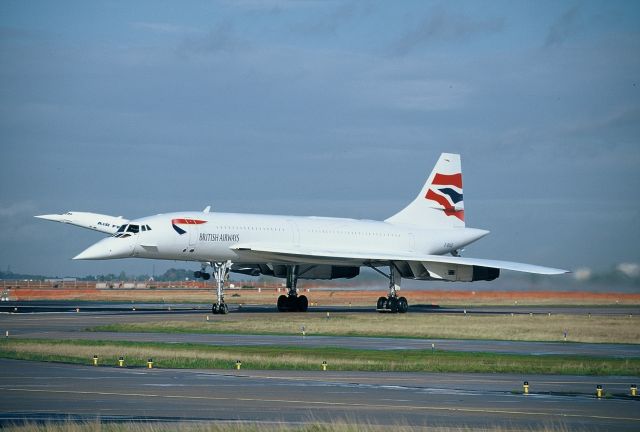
[425,173,464,221]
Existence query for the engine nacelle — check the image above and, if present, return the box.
[271,264,359,280]
[472,266,500,281]
[413,262,500,282]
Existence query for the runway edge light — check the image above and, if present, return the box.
[523,381,529,394]
[631,384,637,397]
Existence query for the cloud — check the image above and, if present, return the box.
[0,201,37,218]
[357,78,471,112]
[219,0,315,13]
[131,21,202,35]
[544,4,582,48]
[294,1,371,34]
[390,7,504,56]
[177,21,248,55]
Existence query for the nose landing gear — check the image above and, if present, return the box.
[193,261,231,314]
[211,261,232,314]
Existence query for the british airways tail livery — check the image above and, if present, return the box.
[38,153,568,314]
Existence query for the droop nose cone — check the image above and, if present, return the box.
[73,237,134,260]
[35,214,66,222]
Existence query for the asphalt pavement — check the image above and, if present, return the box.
[1,359,638,430]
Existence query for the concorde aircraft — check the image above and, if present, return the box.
[38,153,567,314]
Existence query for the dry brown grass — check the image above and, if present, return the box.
[94,312,640,344]
[11,287,640,306]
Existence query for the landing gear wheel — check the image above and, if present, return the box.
[398,297,409,313]
[387,297,399,313]
[276,265,310,312]
[277,295,288,312]
[286,295,298,311]
[297,295,308,312]
[398,296,409,313]
[202,273,210,280]
[212,303,228,314]
[194,271,203,279]
[376,296,386,310]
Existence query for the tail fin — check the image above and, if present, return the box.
[385,153,465,228]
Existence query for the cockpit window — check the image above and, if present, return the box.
[113,223,147,238]
[127,224,139,233]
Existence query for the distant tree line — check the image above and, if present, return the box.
[77,268,193,282]
[1,266,638,286]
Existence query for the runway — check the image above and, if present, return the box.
[0,359,638,430]
[1,302,639,430]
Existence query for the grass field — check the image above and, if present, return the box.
[89,312,640,344]
[1,338,638,375]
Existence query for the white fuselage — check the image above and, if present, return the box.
[74,211,489,265]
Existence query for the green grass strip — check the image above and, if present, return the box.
[1,338,638,376]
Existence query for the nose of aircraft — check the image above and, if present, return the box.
[73,237,135,260]
[35,214,68,223]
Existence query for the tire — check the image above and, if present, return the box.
[387,297,399,313]
[202,273,210,280]
[286,295,298,312]
[277,295,288,312]
[220,303,229,314]
[297,295,308,312]
[376,296,386,310]
[211,304,219,314]
[398,297,408,313]
[194,271,202,279]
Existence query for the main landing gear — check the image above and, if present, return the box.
[194,261,231,314]
[375,264,409,313]
[277,265,308,312]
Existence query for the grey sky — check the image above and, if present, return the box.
[0,1,638,277]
